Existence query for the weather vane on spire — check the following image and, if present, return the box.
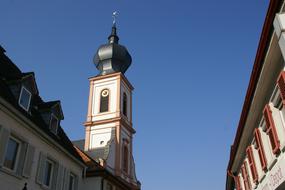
[112,11,119,26]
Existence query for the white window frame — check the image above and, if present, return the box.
[3,136,21,172]
[49,113,58,134]
[18,86,32,111]
[42,159,54,189]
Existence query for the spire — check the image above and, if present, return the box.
[108,11,119,44]
[93,11,132,75]
[108,25,119,44]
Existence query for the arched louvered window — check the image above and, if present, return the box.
[100,89,109,113]
[123,93,127,116]
[123,144,129,173]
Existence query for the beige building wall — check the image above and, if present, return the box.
[0,98,84,190]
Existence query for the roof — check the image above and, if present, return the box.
[0,45,84,165]
[74,145,141,190]
[226,0,283,189]
[73,128,115,162]
[73,139,110,161]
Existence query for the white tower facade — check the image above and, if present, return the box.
[83,24,138,185]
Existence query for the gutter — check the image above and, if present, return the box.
[226,0,283,189]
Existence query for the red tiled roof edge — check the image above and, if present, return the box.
[227,0,282,177]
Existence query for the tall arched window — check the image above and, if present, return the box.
[123,144,129,173]
[123,93,127,116]
[100,89,109,113]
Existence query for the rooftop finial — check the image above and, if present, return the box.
[109,11,119,44]
[112,11,119,27]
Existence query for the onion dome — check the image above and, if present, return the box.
[94,24,132,75]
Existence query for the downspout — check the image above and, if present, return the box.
[101,178,104,190]
[83,166,87,178]
[227,170,235,190]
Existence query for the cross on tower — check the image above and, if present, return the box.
[112,11,119,26]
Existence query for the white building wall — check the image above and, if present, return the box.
[82,176,102,190]
[91,76,119,121]
[89,122,116,149]
[256,150,285,190]
[0,106,83,190]
[120,80,132,122]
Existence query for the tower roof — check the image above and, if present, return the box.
[94,23,132,75]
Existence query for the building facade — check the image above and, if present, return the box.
[74,22,140,190]
[0,22,140,190]
[226,1,285,190]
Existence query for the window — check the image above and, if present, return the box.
[241,163,251,190]
[100,89,109,113]
[18,86,32,111]
[43,159,54,187]
[277,71,285,101]
[50,114,58,134]
[234,175,241,190]
[3,137,20,171]
[123,93,127,116]
[123,145,128,173]
[0,127,35,177]
[246,146,258,183]
[263,104,280,154]
[254,128,267,171]
[68,173,75,190]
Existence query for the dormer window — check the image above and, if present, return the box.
[50,114,58,134]
[18,86,31,111]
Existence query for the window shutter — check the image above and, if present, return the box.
[241,163,251,190]
[51,161,59,190]
[63,168,70,190]
[234,175,241,190]
[246,146,258,183]
[23,144,35,178]
[74,175,79,190]
[36,152,46,184]
[16,142,28,176]
[277,71,285,101]
[263,105,280,154]
[56,164,65,190]
[0,126,10,166]
[241,165,247,190]
[254,128,267,170]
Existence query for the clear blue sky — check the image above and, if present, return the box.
[0,1,269,189]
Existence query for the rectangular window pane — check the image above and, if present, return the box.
[19,87,31,110]
[43,161,53,187]
[50,115,58,134]
[4,138,19,170]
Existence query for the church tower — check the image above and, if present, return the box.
[84,20,138,185]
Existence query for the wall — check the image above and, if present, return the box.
[0,101,83,190]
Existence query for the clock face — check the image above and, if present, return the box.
[101,89,109,97]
